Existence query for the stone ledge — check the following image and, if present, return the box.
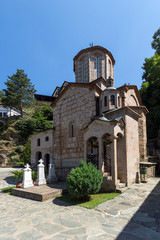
[12,183,67,202]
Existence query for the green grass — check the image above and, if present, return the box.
[55,192,120,209]
[1,186,16,195]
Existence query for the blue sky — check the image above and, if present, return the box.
[0,0,159,95]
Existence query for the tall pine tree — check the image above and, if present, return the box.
[2,69,36,116]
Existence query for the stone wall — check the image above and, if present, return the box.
[53,85,98,168]
[125,113,140,185]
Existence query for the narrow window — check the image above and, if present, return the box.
[45,136,49,141]
[111,95,115,105]
[71,124,74,137]
[37,138,40,146]
[96,57,99,78]
[0,112,2,117]
[104,96,107,106]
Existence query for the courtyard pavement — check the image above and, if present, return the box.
[0,168,160,239]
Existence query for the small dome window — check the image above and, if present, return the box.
[111,95,115,105]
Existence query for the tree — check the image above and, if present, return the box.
[152,28,160,55]
[0,90,4,102]
[2,69,36,116]
[22,139,31,164]
[140,29,160,138]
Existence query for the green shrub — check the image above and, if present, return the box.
[66,161,103,199]
[15,146,23,154]
[22,139,31,164]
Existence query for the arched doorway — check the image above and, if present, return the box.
[44,153,50,171]
[36,152,42,165]
[102,133,112,175]
[87,137,99,169]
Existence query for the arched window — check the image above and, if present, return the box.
[37,138,40,146]
[104,96,107,106]
[111,95,115,105]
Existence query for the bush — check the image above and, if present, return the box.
[22,139,31,164]
[66,161,103,199]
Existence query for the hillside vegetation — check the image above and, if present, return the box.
[0,104,53,166]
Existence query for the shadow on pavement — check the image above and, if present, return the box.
[116,180,160,240]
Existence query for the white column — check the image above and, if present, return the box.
[111,136,118,186]
[36,159,46,186]
[21,164,34,189]
[98,138,103,172]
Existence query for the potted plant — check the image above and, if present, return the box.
[11,170,23,188]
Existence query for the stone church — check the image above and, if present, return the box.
[31,46,148,190]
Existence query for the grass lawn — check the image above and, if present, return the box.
[55,192,120,209]
[1,186,16,195]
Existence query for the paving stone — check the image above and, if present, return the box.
[62,227,86,235]
[35,222,64,235]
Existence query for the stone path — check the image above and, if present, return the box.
[1,168,160,239]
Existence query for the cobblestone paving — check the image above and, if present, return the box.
[0,168,160,240]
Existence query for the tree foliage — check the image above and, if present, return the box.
[33,104,53,120]
[151,28,160,55]
[140,28,160,138]
[66,161,103,199]
[0,90,4,102]
[16,117,53,140]
[2,69,36,116]
[22,139,31,164]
